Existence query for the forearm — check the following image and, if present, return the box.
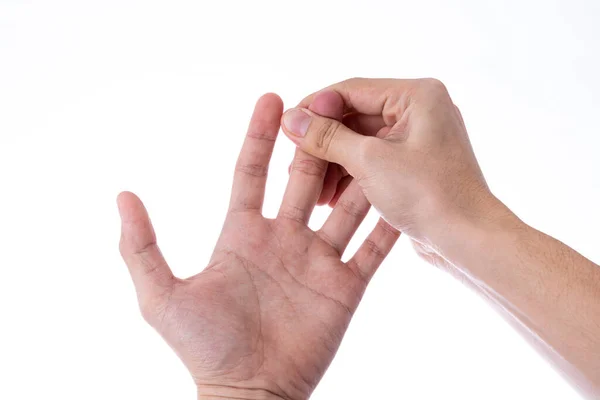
[435,199,600,398]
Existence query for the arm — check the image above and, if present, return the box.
[438,199,600,397]
[281,77,600,398]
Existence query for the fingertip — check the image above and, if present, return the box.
[309,90,344,118]
[117,190,136,209]
[261,92,282,101]
[117,190,135,206]
[117,191,131,220]
[257,92,284,112]
[116,191,147,223]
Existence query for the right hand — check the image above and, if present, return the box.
[284,79,600,399]
[281,78,512,258]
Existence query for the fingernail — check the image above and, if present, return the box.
[283,109,311,137]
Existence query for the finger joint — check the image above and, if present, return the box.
[235,163,268,178]
[315,120,340,156]
[290,158,327,178]
[337,199,368,219]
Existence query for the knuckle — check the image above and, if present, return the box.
[343,76,365,87]
[235,162,268,178]
[346,259,369,285]
[314,119,341,156]
[364,238,386,258]
[277,205,306,225]
[140,305,154,324]
[291,158,327,178]
[357,136,381,164]
[419,77,448,96]
[338,198,368,219]
[138,286,173,327]
[316,230,342,256]
[246,130,276,143]
[139,298,159,325]
[229,202,260,214]
[378,219,400,237]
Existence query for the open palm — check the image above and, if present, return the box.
[118,93,399,400]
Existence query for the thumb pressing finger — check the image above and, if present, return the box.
[281,108,369,178]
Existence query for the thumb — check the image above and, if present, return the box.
[281,108,369,178]
[117,191,174,317]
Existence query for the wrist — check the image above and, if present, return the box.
[197,384,287,400]
[427,193,526,278]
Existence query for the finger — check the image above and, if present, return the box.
[118,191,174,302]
[309,91,345,206]
[454,104,466,130]
[326,125,390,205]
[317,163,344,206]
[291,95,382,207]
[321,115,387,205]
[278,91,343,223]
[328,175,353,207]
[281,108,375,179]
[318,180,370,255]
[347,218,401,282]
[229,93,283,214]
[298,78,422,124]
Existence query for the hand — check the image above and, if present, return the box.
[281,78,515,270]
[282,79,600,398]
[118,93,399,400]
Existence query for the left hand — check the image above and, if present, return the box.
[118,93,400,400]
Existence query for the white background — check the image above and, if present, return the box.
[1,1,599,399]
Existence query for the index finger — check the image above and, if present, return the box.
[298,78,421,125]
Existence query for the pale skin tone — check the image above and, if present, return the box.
[119,78,600,399]
[118,92,399,400]
[281,78,600,399]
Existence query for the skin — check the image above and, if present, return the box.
[281,78,600,399]
[118,92,400,400]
